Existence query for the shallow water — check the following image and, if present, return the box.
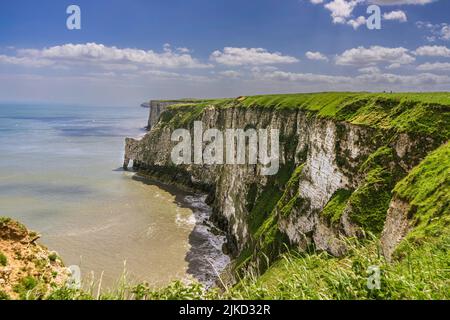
[0,103,229,288]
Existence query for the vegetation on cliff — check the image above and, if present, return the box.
[0,217,68,300]
[159,92,450,141]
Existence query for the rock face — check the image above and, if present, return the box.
[0,218,69,300]
[124,98,442,263]
[380,197,412,262]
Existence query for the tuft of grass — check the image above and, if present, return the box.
[13,276,45,300]
[48,252,58,263]
[0,290,11,300]
[322,189,353,225]
[224,236,449,300]
[0,251,7,266]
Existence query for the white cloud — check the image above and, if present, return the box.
[305,51,329,61]
[416,62,450,71]
[416,21,450,42]
[358,66,381,73]
[383,10,407,22]
[210,47,298,66]
[369,0,436,5]
[17,42,210,69]
[324,0,362,24]
[219,70,242,78]
[441,25,450,40]
[356,72,450,85]
[310,0,431,29]
[347,16,366,29]
[336,46,415,66]
[0,55,53,67]
[310,0,324,4]
[253,67,450,87]
[176,47,191,53]
[258,70,352,84]
[415,45,450,57]
[386,63,402,69]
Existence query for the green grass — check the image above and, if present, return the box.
[48,252,58,263]
[13,276,44,300]
[392,143,450,258]
[0,290,10,300]
[160,92,450,141]
[0,251,7,266]
[43,234,449,300]
[322,189,353,225]
[228,235,449,300]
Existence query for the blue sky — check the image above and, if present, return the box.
[0,0,449,106]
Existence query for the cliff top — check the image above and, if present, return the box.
[161,92,450,141]
[0,217,69,300]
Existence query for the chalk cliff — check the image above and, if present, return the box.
[124,93,449,270]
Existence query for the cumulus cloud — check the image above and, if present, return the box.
[210,47,298,66]
[310,0,432,29]
[335,46,415,66]
[15,43,210,69]
[416,21,450,42]
[309,0,324,4]
[347,16,367,29]
[416,62,450,71]
[256,70,352,84]
[324,0,362,24]
[0,55,53,67]
[356,72,450,85]
[253,67,450,88]
[218,70,242,78]
[369,0,436,5]
[305,51,329,61]
[358,66,381,73]
[383,10,407,22]
[415,45,450,57]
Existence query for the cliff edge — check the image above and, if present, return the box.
[0,218,69,300]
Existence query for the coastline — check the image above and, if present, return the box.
[131,173,230,288]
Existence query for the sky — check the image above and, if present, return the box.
[0,0,449,106]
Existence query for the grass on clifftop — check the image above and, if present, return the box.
[162,92,450,141]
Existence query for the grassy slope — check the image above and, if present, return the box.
[241,144,449,300]
[163,92,450,141]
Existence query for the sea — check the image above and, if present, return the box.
[0,103,229,289]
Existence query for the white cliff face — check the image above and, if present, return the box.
[380,197,412,262]
[297,121,348,211]
[278,116,377,255]
[124,104,437,258]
